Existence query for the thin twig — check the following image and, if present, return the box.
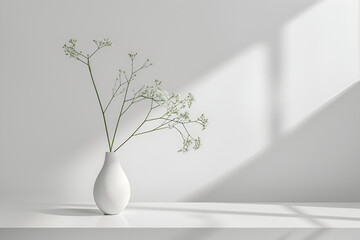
[89,47,100,58]
[133,126,168,136]
[104,81,127,113]
[114,100,154,152]
[110,57,135,151]
[76,58,88,65]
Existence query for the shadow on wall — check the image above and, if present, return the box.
[0,0,324,202]
[0,0,322,154]
[56,0,322,140]
[150,0,321,90]
[186,82,360,202]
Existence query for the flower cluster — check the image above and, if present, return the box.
[197,114,208,130]
[134,79,208,152]
[140,80,170,104]
[93,38,112,49]
[63,39,83,60]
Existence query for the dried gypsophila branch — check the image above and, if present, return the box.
[63,38,208,152]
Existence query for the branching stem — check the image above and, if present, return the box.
[114,100,154,152]
[87,58,111,150]
[110,71,132,151]
[63,39,207,152]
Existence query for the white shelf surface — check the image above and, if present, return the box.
[2,202,360,228]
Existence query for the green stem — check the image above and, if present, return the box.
[87,59,111,151]
[173,126,185,140]
[89,47,100,58]
[76,58,88,65]
[103,81,126,113]
[110,57,143,151]
[110,77,131,151]
[181,123,194,139]
[133,126,168,136]
[114,100,154,152]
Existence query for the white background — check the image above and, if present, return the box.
[0,0,358,203]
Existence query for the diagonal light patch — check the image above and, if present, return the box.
[280,0,359,133]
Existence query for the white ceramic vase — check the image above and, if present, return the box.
[93,152,131,215]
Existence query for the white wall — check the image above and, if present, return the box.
[0,0,358,203]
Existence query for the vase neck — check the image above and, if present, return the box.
[105,152,118,163]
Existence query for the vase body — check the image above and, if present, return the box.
[93,152,131,215]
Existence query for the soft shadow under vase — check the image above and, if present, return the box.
[93,152,131,215]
